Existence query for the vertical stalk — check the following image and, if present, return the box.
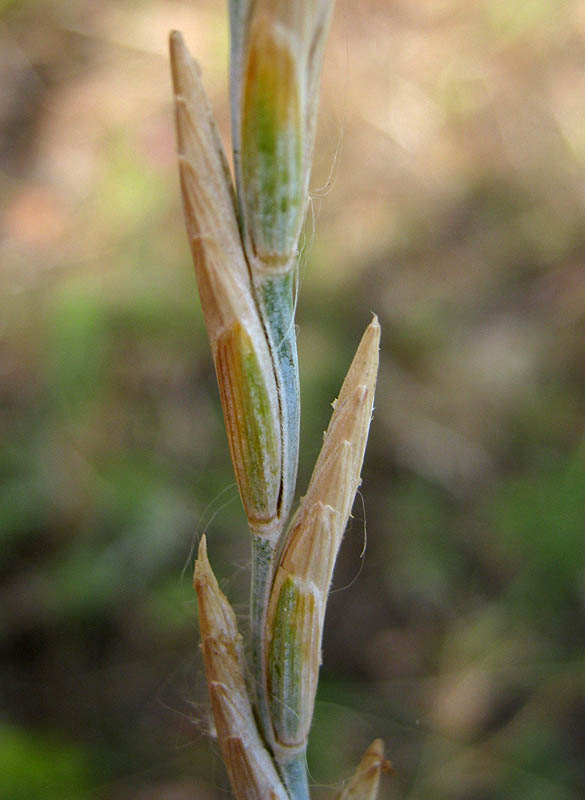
[280,753,310,800]
[257,272,300,537]
[249,533,277,742]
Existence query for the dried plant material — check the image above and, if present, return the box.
[194,536,288,800]
[266,316,380,755]
[333,739,391,800]
[170,32,282,536]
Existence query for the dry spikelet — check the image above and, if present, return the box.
[194,536,288,800]
[266,316,380,756]
[170,32,282,535]
[333,739,391,800]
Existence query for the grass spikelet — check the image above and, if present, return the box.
[170,31,282,538]
[194,536,288,800]
[265,317,380,769]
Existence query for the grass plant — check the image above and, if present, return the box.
[170,4,387,798]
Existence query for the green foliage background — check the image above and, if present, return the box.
[1,1,584,798]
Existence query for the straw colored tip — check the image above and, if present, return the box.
[169,30,196,98]
[169,29,183,55]
[169,26,242,308]
[333,739,391,800]
[194,533,215,593]
[193,534,208,585]
[335,314,380,410]
[193,533,240,647]
[360,739,393,776]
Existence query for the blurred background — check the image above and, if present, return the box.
[2,0,585,797]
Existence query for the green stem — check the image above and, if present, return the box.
[280,751,310,800]
[250,533,277,746]
[258,272,300,533]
